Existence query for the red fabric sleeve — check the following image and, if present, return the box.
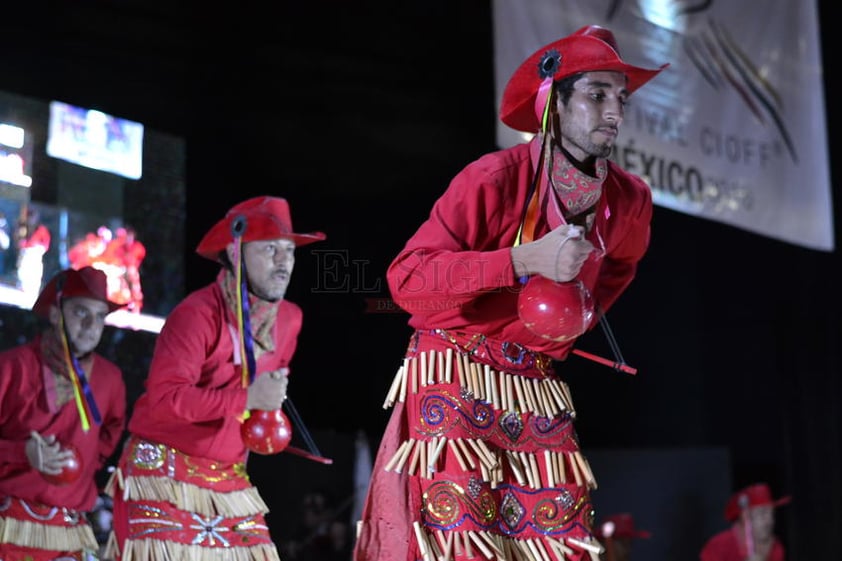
[387,160,519,314]
[140,295,249,424]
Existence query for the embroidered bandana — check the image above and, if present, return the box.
[548,145,607,230]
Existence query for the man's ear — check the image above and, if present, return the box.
[225,243,236,265]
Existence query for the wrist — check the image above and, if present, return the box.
[510,245,531,278]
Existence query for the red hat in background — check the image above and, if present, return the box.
[500,24,669,133]
[196,196,326,262]
[724,483,791,522]
[594,513,652,540]
[33,266,124,317]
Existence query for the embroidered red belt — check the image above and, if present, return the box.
[0,496,88,529]
[411,329,555,378]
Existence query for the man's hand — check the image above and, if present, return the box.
[246,367,289,411]
[511,224,594,282]
[25,431,75,475]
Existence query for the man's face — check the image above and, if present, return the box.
[556,71,628,161]
[747,505,775,542]
[51,297,110,356]
[241,238,296,302]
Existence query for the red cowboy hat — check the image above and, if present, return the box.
[594,512,652,540]
[32,266,124,317]
[196,196,326,261]
[500,24,669,133]
[724,483,791,522]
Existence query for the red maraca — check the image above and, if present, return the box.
[240,409,292,455]
[42,443,84,485]
[517,276,594,342]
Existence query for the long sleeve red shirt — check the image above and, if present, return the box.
[127,281,301,463]
[0,336,126,511]
[387,138,652,360]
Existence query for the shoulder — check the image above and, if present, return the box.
[0,340,38,365]
[605,159,653,213]
[278,299,303,325]
[460,142,532,181]
[92,354,126,391]
[93,353,122,374]
[158,283,225,336]
[440,141,533,212]
[606,160,651,194]
[700,528,736,553]
[169,283,223,318]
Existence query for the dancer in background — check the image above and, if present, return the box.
[0,266,126,561]
[700,483,791,561]
[594,512,651,561]
[15,206,51,307]
[107,196,326,561]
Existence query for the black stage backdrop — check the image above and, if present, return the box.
[0,2,839,559]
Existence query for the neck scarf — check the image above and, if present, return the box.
[548,145,607,231]
[40,329,94,410]
[218,269,278,361]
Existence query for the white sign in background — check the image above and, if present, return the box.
[493,0,833,251]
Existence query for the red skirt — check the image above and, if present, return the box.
[106,437,280,561]
[354,329,603,561]
[0,495,97,561]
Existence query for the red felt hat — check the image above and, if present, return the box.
[32,266,124,317]
[594,513,651,540]
[724,483,791,522]
[196,196,326,261]
[500,24,669,133]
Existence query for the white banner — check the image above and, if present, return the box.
[493,0,833,251]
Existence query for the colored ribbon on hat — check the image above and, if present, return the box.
[514,78,555,256]
[56,278,101,432]
[231,216,257,391]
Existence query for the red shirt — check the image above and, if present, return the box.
[0,336,126,511]
[127,281,301,463]
[387,137,652,359]
[700,526,785,561]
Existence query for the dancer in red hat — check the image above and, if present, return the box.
[354,24,668,561]
[700,483,791,561]
[594,513,651,561]
[106,196,326,561]
[0,266,127,560]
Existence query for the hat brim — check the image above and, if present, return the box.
[196,218,326,262]
[500,35,668,133]
[33,296,125,317]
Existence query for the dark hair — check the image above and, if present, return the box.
[554,73,584,106]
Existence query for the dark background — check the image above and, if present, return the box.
[1,1,839,559]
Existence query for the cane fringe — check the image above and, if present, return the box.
[104,529,120,560]
[412,523,604,561]
[117,538,280,561]
[106,467,268,517]
[0,516,97,550]
[383,350,576,418]
[383,436,597,490]
[127,475,268,516]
